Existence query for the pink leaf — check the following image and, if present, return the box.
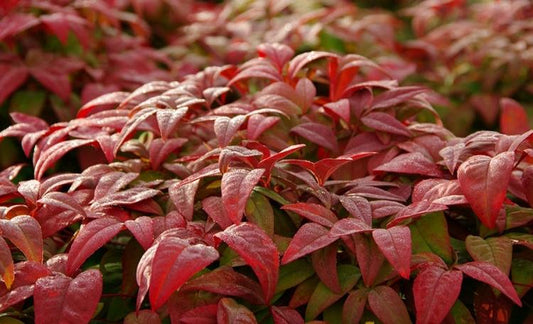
[457,152,514,229]
[215,116,246,147]
[291,122,338,153]
[93,171,138,201]
[0,215,42,263]
[40,12,90,48]
[412,179,467,205]
[217,298,257,324]
[0,13,40,40]
[91,187,160,209]
[77,91,130,117]
[373,152,442,177]
[66,218,124,275]
[257,43,294,71]
[281,223,338,264]
[34,270,102,324]
[499,98,530,135]
[125,217,154,250]
[371,86,427,110]
[247,114,280,140]
[372,226,411,278]
[215,223,279,304]
[281,203,337,227]
[0,63,29,105]
[114,108,157,155]
[230,58,281,85]
[294,78,316,113]
[388,200,448,227]
[38,191,87,218]
[0,285,34,312]
[455,261,522,306]
[221,168,265,225]
[323,99,350,123]
[149,237,219,311]
[414,266,463,324]
[136,244,158,310]
[34,139,94,180]
[367,286,411,324]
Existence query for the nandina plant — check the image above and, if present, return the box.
[0,43,531,323]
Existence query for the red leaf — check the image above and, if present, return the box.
[288,51,336,79]
[91,187,160,209]
[136,244,158,310]
[361,112,411,137]
[149,237,219,311]
[339,195,372,225]
[221,168,265,225]
[372,226,411,278]
[34,270,102,324]
[342,289,369,324]
[371,86,427,110]
[412,179,467,206]
[180,304,218,324]
[125,217,154,250]
[257,144,305,181]
[156,107,188,140]
[281,203,337,227]
[457,152,514,229]
[247,114,280,140]
[522,165,533,207]
[202,196,233,229]
[66,218,124,275]
[34,139,94,180]
[0,237,14,289]
[215,223,279,304]
[388,200,448,227]
[93,171,138,201]
[323,99,350,123]
[40,12,90,48]
[149,138,187,170]
[0,13,40,40]
[114,108,157,154]
[271,306,304,324]
[217,298,257,324]
[257,43,294,71]
[230,58,281,85]
[455,261,522,306]
[311,244,341,293]
[38,191,87,218]
[353,234,384,287]
[78,91,130,117]
[0,215,42,263]
[0,63,29,105]
[0,285,33,312]
[373,152,442,177]
[329,218,372,237]
[413,266,463,324]
[294,78,316,113]
[215,115,246,147]
[183,266,264,304]
[499,98,530,135]
[291,122,338,153]
[169,180,199,221]
[367,286,411,324]
[281,223,337,264]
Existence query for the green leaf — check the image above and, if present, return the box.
[276,259,315,294]
[305,264,361,321]
[9,90,46,116]
[410,212,453,264]
[449,299,476,324]
[245,191,275,237]
[511,258,533,297]
[465,235,512,275]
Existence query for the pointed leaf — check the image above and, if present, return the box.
[169,180,199,221]
[215,223,279,303]
[372,226,411,278]
[291,122,338,153]
[156,107,188,140]
[149,237,219,311]
[323,99,350,123]
[457,152,514,229]
[0,215,43,263]
[34,270,102,324]
[305,264,360,321]
[217,298,257,324]
[34,139,94,180]
[38,191,87,218]
[91,187,160,209]
[149,138,187,170]
[389,200,448,226]
[271,306,304,324]
[245,191,275,237]
[125,217,154,250]
[413,266,462,324]
[409,212,453,264]
[342,289,369,324]
[247,114,280,140]
[339,196,372,225]
[203,196,233,229]
[276,259,315,293]
[465,236,513,275]
[136,243,158,310]
[215,116,246,147]
[93,172,138,201]
[373,152,442,177]
[0,63,29,105]
[281,203,337,227]
[281,223,338,264]
[353,234,385,287]
[221,168,265,225]
[311,244,341,293]
[371,86,427,110]
[66,218,124,275]
[0,237,14,289]
[0,285,34,312]
[368,286,411,324]
[361,112,411,137]
[288,51,335,79]
[500,98,530,135]
[329,218,372,237]
[455,261,521,306]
